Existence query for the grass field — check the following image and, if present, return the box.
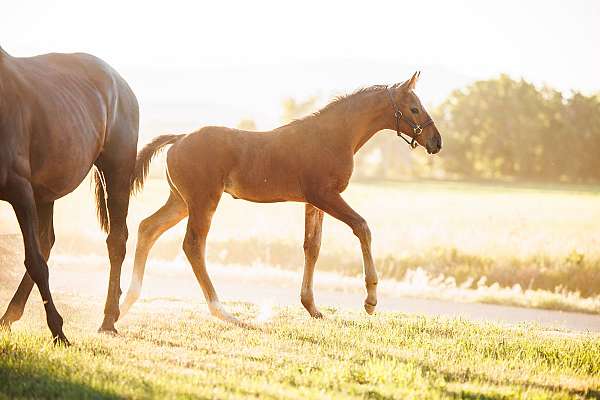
[1,297,600,400]
[1,178,600,398]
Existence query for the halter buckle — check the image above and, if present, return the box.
[413,125,423,135]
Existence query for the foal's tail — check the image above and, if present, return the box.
[131,134,186,194]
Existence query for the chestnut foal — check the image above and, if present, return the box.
[121,72,441,323]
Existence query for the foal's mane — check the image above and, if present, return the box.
[282,85,388,128]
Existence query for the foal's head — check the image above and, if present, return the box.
[386,72,442,154]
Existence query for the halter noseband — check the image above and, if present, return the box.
[387,86,434,149]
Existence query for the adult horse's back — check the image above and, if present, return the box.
[0,46,138,343]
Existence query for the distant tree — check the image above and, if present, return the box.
[433,75,600,182]
[237,118,257,131]
[560,92,600,181]
[281,96,319,123]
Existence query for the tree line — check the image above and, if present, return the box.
[433,75,600,183]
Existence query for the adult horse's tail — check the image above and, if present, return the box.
[93,167,111,233]
[131,134,187,194]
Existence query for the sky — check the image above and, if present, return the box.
[2,0,599,133]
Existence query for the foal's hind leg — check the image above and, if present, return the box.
[0,202,54,329]
[119,190,187,318]
[301,204,324,318]
[182,190,239,324]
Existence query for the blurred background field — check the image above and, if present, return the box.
[2,174,599,314]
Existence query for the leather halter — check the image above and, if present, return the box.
[387,86,434,149]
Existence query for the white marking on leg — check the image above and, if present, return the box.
[209,301,248,326]
[255,299,274,323]
[129,280,141,292]
[208,301,231,319]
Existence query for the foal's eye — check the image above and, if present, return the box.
[410,107,419,114]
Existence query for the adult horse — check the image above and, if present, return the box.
[0,46,138,344]
[120,72,441,323]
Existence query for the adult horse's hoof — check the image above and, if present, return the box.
[53,335,71,347]
[98,325,119,335]
[0,318,11,332]
[98,320,119,335]
[310,310,324,319]
[364,302,376,315]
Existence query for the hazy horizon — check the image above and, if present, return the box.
[2,0,599,134]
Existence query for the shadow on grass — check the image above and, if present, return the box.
[426,362,600,399]
[0,347,122,400]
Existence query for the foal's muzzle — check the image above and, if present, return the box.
[426,134,442,154]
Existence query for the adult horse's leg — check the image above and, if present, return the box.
[0,202,54,329]
[119,190,187,318]
[182,190,239,324]
[307,192,378,314]
[4,177,67,343]
[301,204,324,318]
[96,143,136,333]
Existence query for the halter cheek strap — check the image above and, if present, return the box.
[387,86,433,149]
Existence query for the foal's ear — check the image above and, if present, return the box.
[403,71,420,91]
[392,71,420,91]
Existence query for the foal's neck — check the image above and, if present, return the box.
[328,89,393,154]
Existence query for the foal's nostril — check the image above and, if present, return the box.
[426,135,442,154]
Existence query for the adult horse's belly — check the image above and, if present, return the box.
[30,136,103,202]
[29,111,106,202]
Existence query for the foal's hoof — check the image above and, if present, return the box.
[310,310,324,319]
[53,335,71,347]
[364,302,376,315]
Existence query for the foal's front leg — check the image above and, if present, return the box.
[301,204,324,318]
[307,192,378,314]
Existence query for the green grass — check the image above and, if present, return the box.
[1,301,600,399]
